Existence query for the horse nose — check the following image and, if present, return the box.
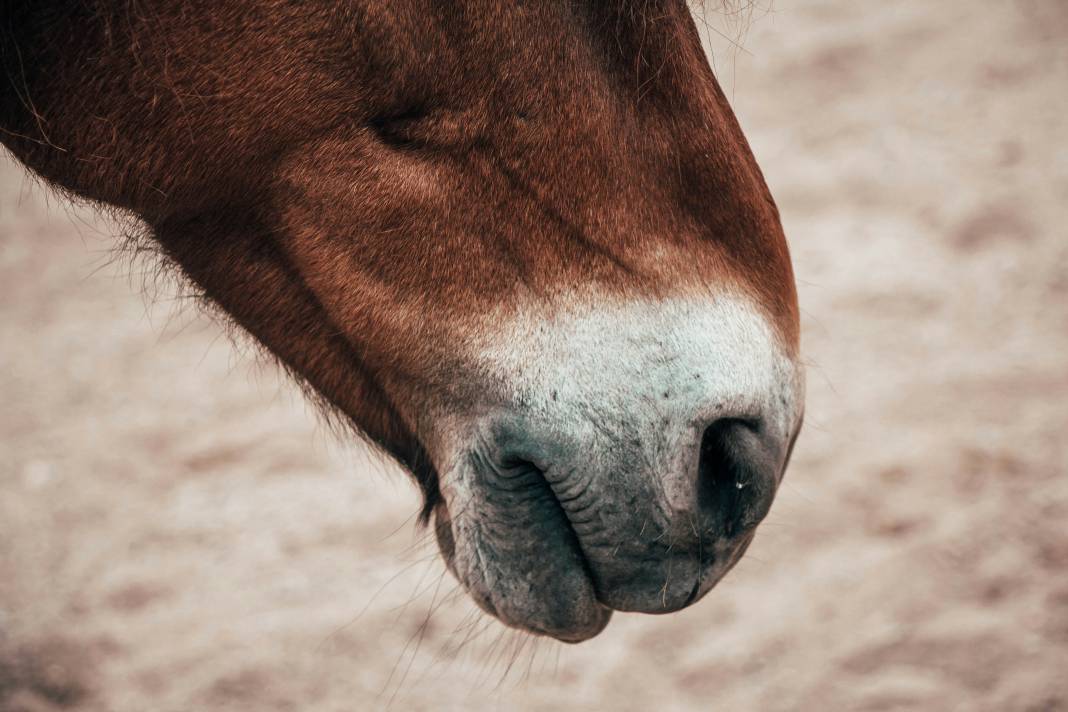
[537,404,797,615]
[438,299,804,624]
[570,412,793,614]
[695,417,782,539]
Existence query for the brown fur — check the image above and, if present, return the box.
[1,0,798,517]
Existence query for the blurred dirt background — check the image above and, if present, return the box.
[2,1,1067,710]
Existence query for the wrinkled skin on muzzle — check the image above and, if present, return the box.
[1,0,803,641]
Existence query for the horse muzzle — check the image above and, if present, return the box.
[427,295,804,642]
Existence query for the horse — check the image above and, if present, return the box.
[1,0,804,642]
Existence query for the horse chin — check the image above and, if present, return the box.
[431,491,612,643]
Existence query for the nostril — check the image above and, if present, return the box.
[697,418,747,534]
[697,418,775,537]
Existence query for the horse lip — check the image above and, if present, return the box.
[473,450,703,617]
[433,427,772,638]
[431,448,610,641]
[531,604,613,643]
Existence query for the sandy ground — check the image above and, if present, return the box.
[2,2,1067,710]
